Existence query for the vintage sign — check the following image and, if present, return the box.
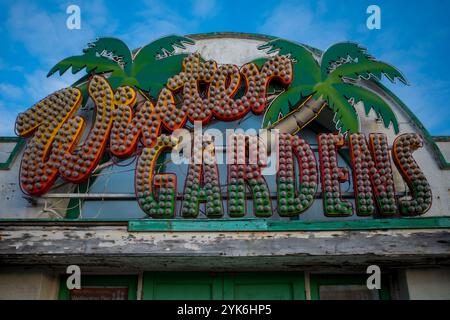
[15,35,432,218]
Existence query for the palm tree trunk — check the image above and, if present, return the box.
[271,96,327,134]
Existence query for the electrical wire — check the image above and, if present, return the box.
[37,199,80,218]
[89,173,112,219]
[107,148,139,167]
[91,168,135,177]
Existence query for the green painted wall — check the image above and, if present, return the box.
[143,272,305,300]
[58,272,395,300]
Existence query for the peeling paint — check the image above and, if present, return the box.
[0,225,449,270]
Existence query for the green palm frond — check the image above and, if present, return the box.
[72,73,91,87]
[258,38,321,129]
[333,83,399,133]
[134,54,189,96]
[329,60,408,84]
[47,37,131,78]
[47,54,125,77]
[262,85,314,128]
[69,73,90,105]
[48,35,194,88]
[258,38,314,61]
[107,76,139,90]
[83,37,133,74]
[262,93,291,128]
[132,35,195,76]
[258,39,406,135]
[314,84,359,133]
[258,38,320,86]
[320,42,372,80]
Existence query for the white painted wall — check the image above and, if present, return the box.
[405,269,450,300]
[0,269,59,300]
[0,147,73,219]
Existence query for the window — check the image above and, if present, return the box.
[310,274,390,300]
[59,275,138,300]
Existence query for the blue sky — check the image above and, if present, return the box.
[0,0,449,135]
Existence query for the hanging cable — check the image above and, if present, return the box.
[107,148,139,167]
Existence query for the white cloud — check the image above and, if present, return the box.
[384,79,450,135]
[258,1,349,51]
[6,0,115,66]
[24,69,79,102]
[122,19,185,50]
[0,101,20,136]
[0,0,116,136]
[365,32,450,135]
[256,1,449,135]
[0,68,79,137]
[0,83,23,100]
[120,0,198,49]
[191,0,217,18]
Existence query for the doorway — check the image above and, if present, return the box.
[142,272,305,300]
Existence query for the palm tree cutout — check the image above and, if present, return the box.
[259,39,408,134]
[47,35,195,102]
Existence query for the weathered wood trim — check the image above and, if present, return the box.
[1,217,450,232]
[1,224,449,270]
[0,219,129,226]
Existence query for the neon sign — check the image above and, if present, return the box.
[15,35,432,218]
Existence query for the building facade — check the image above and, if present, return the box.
[0,32,449,300]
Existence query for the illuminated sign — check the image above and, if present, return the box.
[15,35,432,218]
